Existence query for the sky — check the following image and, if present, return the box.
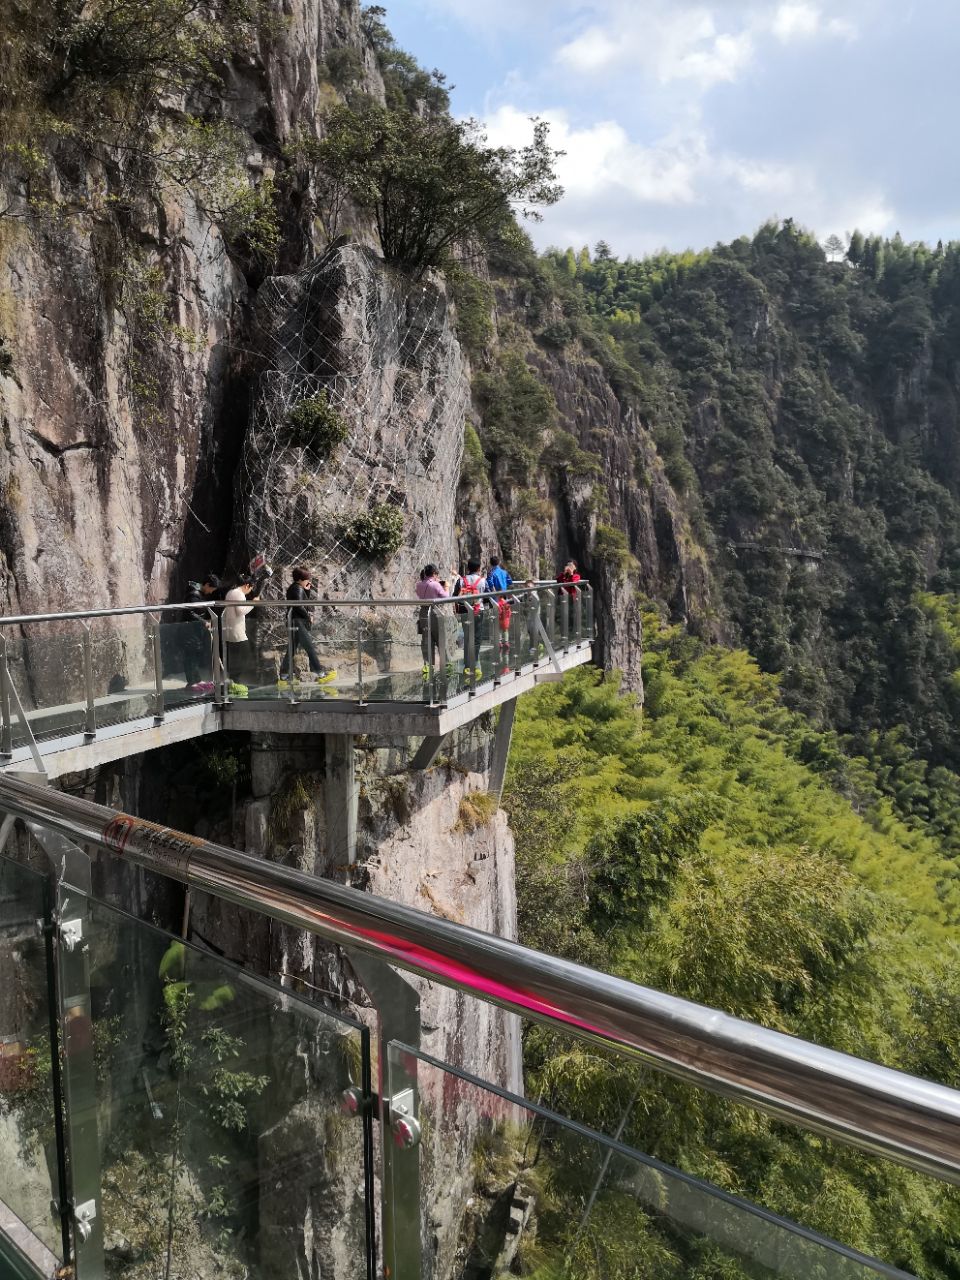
[380,0,960,259]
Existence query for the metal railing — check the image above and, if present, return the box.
[0,773,957,1186]
[0,584,594,763]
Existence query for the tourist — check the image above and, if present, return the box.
[486,555,512,594]
[181,573,221,687]
[455,559,487,679]
[281,566,333,683]
[415,564,450,674]
[458,558,487,606]
[558,560,581,595]
[222,577,259,683]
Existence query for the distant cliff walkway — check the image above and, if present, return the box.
[0,584,594,781]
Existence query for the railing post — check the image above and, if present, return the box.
[573,585,584,645]
[0,634,12,758]
[285,607,297,705]
[356,608,365,706]
[464,609,476,693]
[349,954,423,1280]
[150,621,164,722]
[81,625,96,741]
[559,588,570,652]
[30,826,106,1279]
[208,607,224,706]
[41,876,74,1266]
[424,605,435,706]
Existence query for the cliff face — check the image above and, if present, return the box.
[242,241,464,595]
[0,0,384,614]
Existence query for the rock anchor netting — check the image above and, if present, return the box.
[241,242,467,598]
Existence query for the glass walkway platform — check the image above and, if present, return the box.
[0,585,594,778]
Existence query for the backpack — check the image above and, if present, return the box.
[458,573,484,616]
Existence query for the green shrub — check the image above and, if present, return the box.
[286,391,349,455]
[459,423,488,490]
[594,523,637,573]
[473,350,557,484]
[450,270,494,355]
[323,46,364,89]
[537,320,573,349]
[456,791,498,832]
[541,430,602,478]
[342,502,405,559]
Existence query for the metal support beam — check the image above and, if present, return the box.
[324,734,358,868]
[348,952,422,1280]
[535,613,563,676]
[6,677,46,778]
[489,699,517,803]
[408,734,448,772]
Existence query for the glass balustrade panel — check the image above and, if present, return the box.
[3,628,86,748]
[158,617,217,710]
[537,586,560,665]
[361,606,424,703]
[239,605,362,702]
[556,585,572,651]
[387,1043,914,1280]
[476,598,506,687]
[0,855,62,1263]
[584,582,595,639]
[86,617,156,730]
[411,603,460,706]
[64,895,373,1280]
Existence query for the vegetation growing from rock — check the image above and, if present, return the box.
[286,391,349,456]
[0,0,279,257]
[472,349,558,484]
[341,501,405,559]
[311,103,562,277]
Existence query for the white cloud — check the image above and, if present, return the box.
[771,3,859,42]
[554,5,754,89]
[771,3,821,41]
[483,105,703,205]
[555,25,620,73]
[481,100,896,256]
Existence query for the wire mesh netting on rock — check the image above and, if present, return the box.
[241,241,467,600]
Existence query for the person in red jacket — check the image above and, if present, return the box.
[558,560,581,595]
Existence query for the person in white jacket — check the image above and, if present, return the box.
[222,578,258,682]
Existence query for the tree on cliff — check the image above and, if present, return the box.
[311,104,563,277]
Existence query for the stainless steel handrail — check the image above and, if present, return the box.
[0,772,958,1184]
[0,583,590,627]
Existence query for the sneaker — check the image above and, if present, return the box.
[473,666,482,679]
[421,664,431,679]
[316,670,337,684]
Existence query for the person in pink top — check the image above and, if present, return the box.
[415,564,450,673]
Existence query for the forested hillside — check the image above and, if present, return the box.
[532,227,960,769]
[504,629,960,1277]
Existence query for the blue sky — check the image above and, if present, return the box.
[381,0,960,257]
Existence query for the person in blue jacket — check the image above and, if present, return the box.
[486,555,512,594]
